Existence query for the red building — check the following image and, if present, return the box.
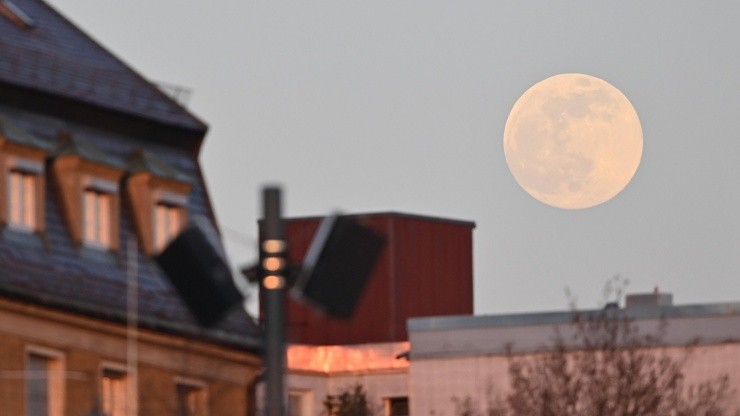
[263,212,475,345]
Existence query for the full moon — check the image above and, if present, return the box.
[503,73,643,209]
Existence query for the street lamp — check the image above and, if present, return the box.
[155,186,384,416]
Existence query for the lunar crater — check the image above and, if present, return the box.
[503,73,643,209]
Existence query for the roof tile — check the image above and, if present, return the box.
[0,0,206,131]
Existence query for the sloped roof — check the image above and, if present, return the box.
[51,131,126,168]
[0,103,261,351]
[0,105,259,352]
[0,256,260,351]
[0,110,48,148]
[0,1,259,352]
[127,149,192,183]
[0,0,206,131]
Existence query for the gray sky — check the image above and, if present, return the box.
[47,1,740,316]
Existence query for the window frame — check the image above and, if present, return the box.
[8,166,39,231]
[287,389,313,416]
[51,152,123,252]
[0,144,46,234]
[174,377,207,416]
[99,362,129,416]
[384,396,409,416]
[82,178,118,250]
[152,190,187,252]
[126,170,190,256]
[25,346,65,416]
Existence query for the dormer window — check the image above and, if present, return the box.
[126,150,191,256]
[83,179,117,249]
[0,113,47,234]
[51,133,123,251]
[153,191,187,252]
[8,164,40,231]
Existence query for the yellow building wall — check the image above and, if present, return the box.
[0,297,261,416]
[0,335,26,415]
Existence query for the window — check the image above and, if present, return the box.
[125,150,191,256]
[83,188,112,248]
[101,368,127,416]
[288,390,312,416]
[176,382,206,416]
[385,397,409,416]
[81,176,118,250]
[2,156,44,233]
[26,350,63,416]
[153,201,184,251]
[1,115,46,233]
[8,169,37,230]
[50,133,123,251]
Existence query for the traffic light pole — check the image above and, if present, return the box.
[262,187,286,416]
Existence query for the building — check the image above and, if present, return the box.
[277,286,740,416]
[268,211,740,416]
[276,212,475,346]
[263,213,475,415]
[285,342,410,416]
[408,296,740,415]
[0,1,262,415]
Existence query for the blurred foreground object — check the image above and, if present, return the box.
[292,214,384,318]
[155,219,242,327]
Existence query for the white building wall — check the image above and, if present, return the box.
[327,371,409,410]
[267,305,740,415]
[681,343,740,408]
[286,370,408,415]
[256,342,410,415]
[410,342,740,416]
[410,355,507,416]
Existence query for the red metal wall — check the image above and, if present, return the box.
[260,212,474,345]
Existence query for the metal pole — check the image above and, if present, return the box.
[262,187,286,416]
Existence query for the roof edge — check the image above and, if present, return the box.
[0,284,262,354]
[284,211,476,228]
[0,82,206,149]
[34,0,208,131]
[408,301,740,332]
